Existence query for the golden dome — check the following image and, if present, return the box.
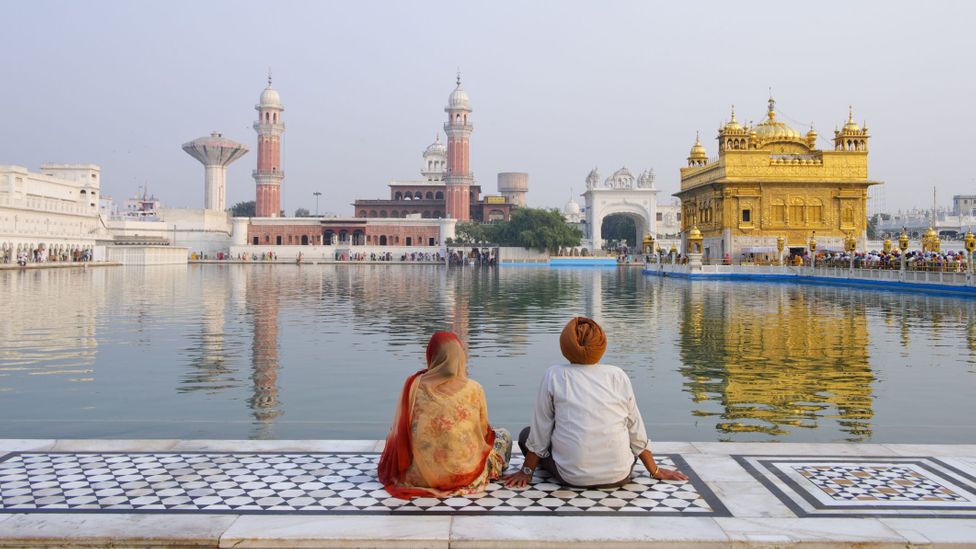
[806,126,818,139]
[723,106,743,132]
[689,132,707,159]
[842,106,861,133]
[924,226,938,239]
[688,226,703,239]
[752,96,803,143]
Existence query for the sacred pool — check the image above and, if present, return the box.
[1,264,973,443]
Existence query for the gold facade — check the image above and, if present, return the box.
[677,99,879,257]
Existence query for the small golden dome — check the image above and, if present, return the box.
[925,226,938,239]
[723,106,743,132]
[842,106,861,133]
[688,226,703,239]
[689,132,707,159]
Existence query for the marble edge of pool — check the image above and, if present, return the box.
[2,439,976,457]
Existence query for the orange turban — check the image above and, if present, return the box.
[559,317,607,365]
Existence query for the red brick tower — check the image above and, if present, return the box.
[444,73,473,221]
[254,74,285,217]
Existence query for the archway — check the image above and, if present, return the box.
[582,169,658,252]
[601,213,641,249]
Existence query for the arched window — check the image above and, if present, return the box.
[379,210,387,217]
[406,237,412,246]
[414,191,422,199]
[395,192,402,200]
[359,210,367,217]
[807,199,824,223]
[455,114,460,123]
[789,198,805,224]
[433,210,443,218]
[435,191,443,199]
[301,235,309,245]
[273,113,278,123]
[425,192,433,199]
[771,199,786,224]
[380,235,387,245]
[265,112,270,122]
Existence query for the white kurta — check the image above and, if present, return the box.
[525,363,650,486]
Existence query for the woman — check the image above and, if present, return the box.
[378,331,511,499]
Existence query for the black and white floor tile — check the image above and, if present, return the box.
[735,455,976,518]
[0,452,728,516]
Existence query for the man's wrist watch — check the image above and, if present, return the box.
[521,466,534,476]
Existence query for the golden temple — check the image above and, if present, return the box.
[676,97,879,260]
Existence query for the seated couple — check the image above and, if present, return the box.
[377,318,686,500]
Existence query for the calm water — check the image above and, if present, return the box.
[1,265,974,443]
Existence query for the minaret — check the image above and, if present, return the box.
[444,72,473,221]
[253,73,285,217]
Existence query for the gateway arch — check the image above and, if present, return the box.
[583,167,659,250]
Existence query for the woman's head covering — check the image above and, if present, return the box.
[421,331,467,394]
[559,317,607,365]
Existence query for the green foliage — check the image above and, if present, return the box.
[230,200,256,217]
[294,208,311,217]
[601,214,637,247]
[867,214,879,240]
[452,208,582,252]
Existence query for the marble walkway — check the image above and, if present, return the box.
[1,439,975,547]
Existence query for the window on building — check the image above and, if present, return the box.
[772,203,786,224]
[741,209,751,223]
[252,236,259,245]
[656,212,663,221]
[406,237,412,246]
[429,238,435,246]
[676,212,681,222]
[276,235,282,245]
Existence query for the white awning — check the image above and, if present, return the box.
[740,246,776,254]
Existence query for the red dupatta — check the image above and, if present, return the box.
[377,332,496,499]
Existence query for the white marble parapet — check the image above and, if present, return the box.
[0,439,974,547]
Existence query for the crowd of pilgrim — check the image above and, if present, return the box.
[377,317,686,499]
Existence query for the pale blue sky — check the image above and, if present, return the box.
[2,0,974,214]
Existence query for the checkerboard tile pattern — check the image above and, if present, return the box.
[735,455,976,518]
[0,452,728,516]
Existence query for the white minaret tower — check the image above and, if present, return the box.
[182,132,249,211]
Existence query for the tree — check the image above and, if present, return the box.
[229,201,256,217]
[494,208,582,252]
[867,214,879,240]
[601,214,637,248]
[453,222,492,244]
[294,208,310,217]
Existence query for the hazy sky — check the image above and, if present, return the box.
[3,1,974,215]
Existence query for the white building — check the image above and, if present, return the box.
[0,164,106,261]
[581,167,659,249]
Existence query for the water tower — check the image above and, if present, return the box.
[497,172,528,207]
[182,132,249,211]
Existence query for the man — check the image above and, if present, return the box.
[504,317,686,489]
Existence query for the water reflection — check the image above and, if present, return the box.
[247,268,283,438]
[678,283,874,441]
[0,266,973,442]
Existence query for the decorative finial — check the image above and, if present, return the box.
[456,68,461,87]
[730,105,736,122]
[768,93,776,118]
[695,130,701,144]
[267,67,272,87]
[848,105,854,122]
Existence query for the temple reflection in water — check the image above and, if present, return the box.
[678,282,874,441]
[2,265,974,442]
